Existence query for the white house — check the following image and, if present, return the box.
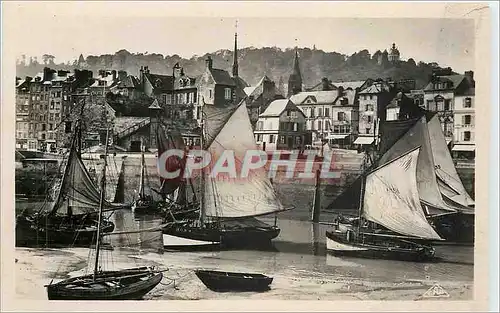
[253,99,307,151]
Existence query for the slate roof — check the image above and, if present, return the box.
[332,80,367,90]
[117,75,140,89]
[259,99,292,117]
[289,90,338,105]
[144,73,174,93]
[359,82,391,94]
[423,75,466,91]
[209,68,235,86]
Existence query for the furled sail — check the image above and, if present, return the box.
[157,124,187,195]
[203,102,285,218]
[50,146,103,216]
[362,147,443,240]
[426,115,475,209]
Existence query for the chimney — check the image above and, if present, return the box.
[144,66,150,74]
[43,67,53,82]
[112,70,117,81]
[337,86,344,98]
[321,77,330,91]
[205,56,213,70]
[464,71,475,87]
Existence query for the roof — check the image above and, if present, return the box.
[259,99,292,117]
[333,89,357,106]
[244,86,257,97]
[233,76,249,89]
[209,68,235,86]
[144,73,174,93]
[423,75,465,91]
[359,82,391,94]
[148,99,161,109]
[117,75,140,89]
[289,90,338,105]
[114,117,150,134]
[332,80,366,90]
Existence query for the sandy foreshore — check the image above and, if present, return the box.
[15,247,472,301]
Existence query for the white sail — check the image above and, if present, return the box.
[377,117,457,215]
[426,115,475,208]
[203,103,285,218]
[362,148,443,240]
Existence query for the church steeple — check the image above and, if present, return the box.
[287,47,302,97]
[232,32,239,77]
[232,20,239,77]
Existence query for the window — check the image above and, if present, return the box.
[464,97,472,108]
[310,108,315,118]
[50,101,55,109]
[464,131,471,141]
[165,94,172,104]
[55,113,59,119]
[224,88,232,100]
[49,113,54,121]
[338,112,345,121]
[41,133,46,140]
[369,95,373,100]
[209,89,213,99]
[427,100,435,111]
[269,135,275,143]
[256,134,263,142]
[42,124,46,131]
[318,121,322,130]
[366,128,371,134]
[279,136,285,144]
[291,111,297,118]
[464,115,472,125]
[257,121,263,130]
[49,124,53,130]
[325,121,331,131]
[367,116,373,123]
[318,108,323,117]
[293,123,298,131]
[444,99,451,111]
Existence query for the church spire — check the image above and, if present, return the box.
[232,21,239,77]
[287,47,302,97]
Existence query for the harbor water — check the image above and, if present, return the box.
[14,153,474,300]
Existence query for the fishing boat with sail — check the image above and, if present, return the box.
[328,112,474,244]
[45,127,164,300]
[15,112,120,247]
[326,147,442,261]
[161,101,289,250]
[131,146,157,215]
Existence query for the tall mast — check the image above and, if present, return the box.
[93,82,109,280]
[140,145,145,199]
[199,99,206,225]
[357,153,367,235]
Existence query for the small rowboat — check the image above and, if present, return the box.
[195,270,273,292]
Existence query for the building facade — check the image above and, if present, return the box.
[254,99,307,151]
[423,69,475,148]
[355,80,393,147]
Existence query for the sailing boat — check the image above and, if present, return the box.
[161,101,289,250]
[326,147,442,262]
[131,144,156,214]
[155,124,199,221]
[328,112,474,243]
[45,128,164,300]
[16,115,118,247]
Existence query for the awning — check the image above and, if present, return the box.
[326,134,349,140]
[353,137,374,145]
[452,144,475,152]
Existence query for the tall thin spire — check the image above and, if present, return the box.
[232,20,239,77]
[287,46,302,97]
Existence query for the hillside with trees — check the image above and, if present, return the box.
[16,47,452,90]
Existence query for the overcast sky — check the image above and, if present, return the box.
[9,4,475,73]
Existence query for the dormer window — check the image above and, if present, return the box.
[155,79,162,88]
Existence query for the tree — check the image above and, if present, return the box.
[407,58,416,67]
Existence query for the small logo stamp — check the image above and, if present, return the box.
[422,283,450,298]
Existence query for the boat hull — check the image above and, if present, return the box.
[195,270,273,292]
[46,267,163,300]
[162,223,280,251]
[428,212,475,244]
[16,215,115,248]
[326,230,436,262]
